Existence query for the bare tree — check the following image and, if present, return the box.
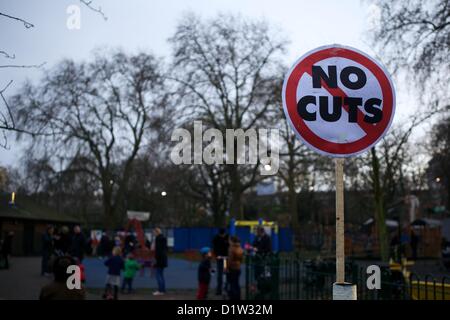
[11,50,169,227]
[182,164,230,226]
[0,1,107,147]
[367,0,450,260]
[169,13,286,219]
[277,112,321,230]
[427,109,450,207]
[0,11,40,147]
[352,112,436,261]
[370,0,450,109]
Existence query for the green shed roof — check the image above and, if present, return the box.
[0,191,81,223]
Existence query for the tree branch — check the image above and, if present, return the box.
[0,12,34,28]
[80,0,108,21]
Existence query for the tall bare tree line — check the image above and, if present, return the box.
[0,6,448,260]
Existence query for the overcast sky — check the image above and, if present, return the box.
[0,0,420,167]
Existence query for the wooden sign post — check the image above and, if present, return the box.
[332,159,356,300]
[282,45,396,300]
[335,158,345,284]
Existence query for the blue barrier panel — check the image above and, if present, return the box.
[278,228,294,252]
[189,228,207,249]
[173,227,293,252]
[173,227,219,252]
[236,227,250,245]
[173,228,190,252]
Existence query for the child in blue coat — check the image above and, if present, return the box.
[103,246,124,300]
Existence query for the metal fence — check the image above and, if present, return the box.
[244,254,450,300]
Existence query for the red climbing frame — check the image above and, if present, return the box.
[125,218,153,275]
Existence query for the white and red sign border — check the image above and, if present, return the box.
[282,44,396,157]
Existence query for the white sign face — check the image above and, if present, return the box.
[282,44,395,157]
[127,210,150,221]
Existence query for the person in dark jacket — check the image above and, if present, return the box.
[410,229,419,260]
[152,228,168,295]
[252,227,272,294]
[124,232,137,256]
[54,226,71,255]
[212,228,229,295]
[103,246,124,300]
[253,227,272,255]
[70,225,86,262]
[197,247,213,300]
[41,225,55,276]
[1,231,14,269]
[99,232,113,258]
[39,255,85,300]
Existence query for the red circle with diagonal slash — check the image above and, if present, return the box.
[282,45,395,157]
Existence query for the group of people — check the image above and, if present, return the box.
[41,225,88,276]
[102,227,168,300]
[33,223,274,300]
[196,226,272,300]
[39,225,89,300]
[38,225,168,300]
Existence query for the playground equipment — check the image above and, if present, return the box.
[125,210,150,250]
[389,258,450,300]
[229,218,279,252]
[125,211,153,274]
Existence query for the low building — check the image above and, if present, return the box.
[0,191,80,256]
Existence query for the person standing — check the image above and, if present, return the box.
[228,236,244,300]
[121,253,141,294]
[1,231,14,269]
[99,232,112,258]
[212,228,229,295]
[153,228,168,296]
[41,225,55,276]
[54,226,71,256]
[103,247,124,300]
[410,229,419,260]
[252,227,272,297]
[197,247,213,300]
[124,232,137,256]
[252,227,272,255]
[70,225,86,262]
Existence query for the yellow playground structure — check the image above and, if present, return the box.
[389,258,450,300]
[229,218,279,252]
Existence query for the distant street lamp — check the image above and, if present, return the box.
[264,164,272,171]
[9,192,15,205]
[436,177,441,183]
[161,191,167,197]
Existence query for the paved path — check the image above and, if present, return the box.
[85,256,199,289]
[0,256,51,299]
[84,256,244,289]
[0,256,242,300]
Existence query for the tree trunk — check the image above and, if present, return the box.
[371,147,389,262]
[287,175,299,229]
[214,210,226,227]
[212,195,226,227]
[288,179,301,249]
[230,188,243,219]
[229,165,244,219]
[102,191,115,230]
